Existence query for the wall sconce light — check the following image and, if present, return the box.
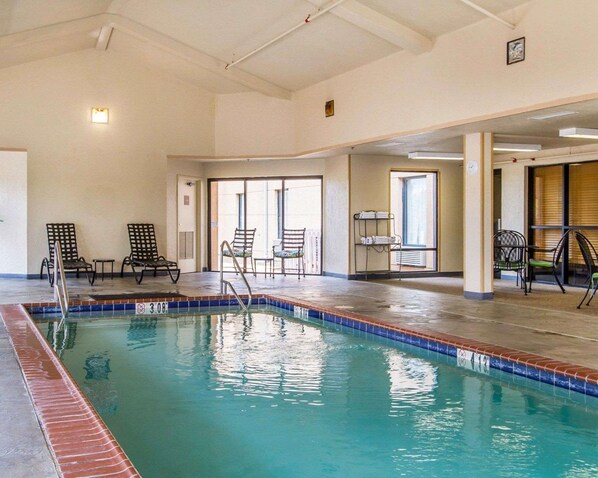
[91,107,109,124]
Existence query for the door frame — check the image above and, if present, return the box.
[176,175,201,273]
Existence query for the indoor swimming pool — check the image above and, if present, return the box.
[37,305,598,478]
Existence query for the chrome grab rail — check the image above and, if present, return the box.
[53,241,69,319]
[219,241,252,312]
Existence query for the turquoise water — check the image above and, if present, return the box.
[39,308,598,478]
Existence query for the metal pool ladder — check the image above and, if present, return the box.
[53,241,69,319]
[219,241,252,312]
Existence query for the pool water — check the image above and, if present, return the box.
[39,308,598,478]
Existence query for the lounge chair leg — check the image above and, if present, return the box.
[120,257,131,278]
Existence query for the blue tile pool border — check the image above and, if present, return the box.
[24,294,598,398]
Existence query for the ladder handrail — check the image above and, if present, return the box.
[53,241,69,319]
[220,240,252,310]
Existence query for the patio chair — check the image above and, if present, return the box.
[527,230,570,293]
[273,228,306,279]
[40,223,96,286]
[493,229,528,294]
[121,223,180,284]
[222,228,256,274]
[573,231,598,308]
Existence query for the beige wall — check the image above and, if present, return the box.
[209,1,598,157]
[203,157,325,179]
[0,151,28,275]
[214,92,295,157]
[350,155,463,274]
[0,49,215,274]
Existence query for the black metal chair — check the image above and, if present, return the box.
[573,231,598,308]
[222,228,256,273]
[273,228,306,279]
[121,223,180,284]
[528,230,571,293]
[493,229,528,294]
[40,223,95,286]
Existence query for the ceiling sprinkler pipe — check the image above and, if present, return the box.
[225,0,347,70]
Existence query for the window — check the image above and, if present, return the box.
[275,189,283,239]
[390,171,438,273]
[237,193,245,229]
[529,161,598,287]
[403,176,427,246]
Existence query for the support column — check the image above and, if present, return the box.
[463,133,494,299]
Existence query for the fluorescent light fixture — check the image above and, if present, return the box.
[559,127,598,139]
[91,107,109,124]
[528,110,577,120]
[374,141,404,148]
[493,142,542,152]
[408,152,463,160]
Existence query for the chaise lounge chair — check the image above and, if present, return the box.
[40,223,96,286]
[121,223,181,284]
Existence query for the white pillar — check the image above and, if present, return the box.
[463,133,494,299]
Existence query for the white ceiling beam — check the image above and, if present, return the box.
[458,0,515,29]
[96,25,113,50]
[0,15,105,49]
[310,0,433,54]
[108,14,291,99]
[0,13,291,99]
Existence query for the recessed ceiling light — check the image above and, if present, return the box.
[528,111,578,120]
[559,127,598,139]
[408,152,463,160]
[493,142,542,152]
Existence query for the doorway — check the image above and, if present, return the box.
[177,177,200,274]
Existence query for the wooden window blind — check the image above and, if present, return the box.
[569,162,598,264]
[532,165,563,260]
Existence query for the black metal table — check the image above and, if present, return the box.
[93,258,115,281]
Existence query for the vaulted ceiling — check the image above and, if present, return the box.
[0,0,528,98]
[4,0,598,158]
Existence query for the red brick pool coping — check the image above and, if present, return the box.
[1,294,597,477]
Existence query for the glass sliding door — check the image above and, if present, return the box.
[390,171,438,273]
[285,179,322,274]
[210,180,245,270]
[246,179,282,261]
[209,177,322,275]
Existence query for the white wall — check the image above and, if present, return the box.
[350,155,463,274]
[0,150,27,275]
[0,49,215,274]
[323,156,350,276]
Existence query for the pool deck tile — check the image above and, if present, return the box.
[0,304,140,478]
[2,273,598,475]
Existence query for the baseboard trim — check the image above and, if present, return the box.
[463,291,494,300]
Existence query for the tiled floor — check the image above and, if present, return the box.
[1,272,597,476]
